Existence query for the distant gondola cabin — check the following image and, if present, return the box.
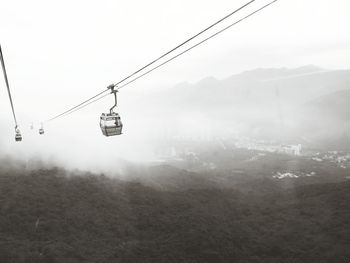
[15,130,22,141]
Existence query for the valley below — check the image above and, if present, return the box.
[1,142,349,263]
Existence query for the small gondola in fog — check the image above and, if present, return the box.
[39,123,44,135]
[15,127,22,142]
[100,85,122,136]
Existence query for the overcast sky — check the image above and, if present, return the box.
[1,0,350,170]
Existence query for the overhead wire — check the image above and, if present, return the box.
[46,89,109,122]
[55,93,111,121]
[44,0,257,123]
[117,0,279,90]
[45,0,279,122]
[0,44,19,128]
[55,0,279,121]
[110,0,256,88]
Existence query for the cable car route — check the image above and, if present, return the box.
[44,0,260,124]
[0,44,22,141]
[110,0,256,89]
[118,0,279,91]
[46,0,279,132]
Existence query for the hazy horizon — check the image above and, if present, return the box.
[1,64,350,174]
[2,0,350,172]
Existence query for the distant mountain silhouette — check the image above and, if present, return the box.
[140,66,350,145]
[148,66,348,116]
[230,65,324,81]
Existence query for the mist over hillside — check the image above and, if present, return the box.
[135,66,350,148]
[0,152,349,263]
[1,65,349,173]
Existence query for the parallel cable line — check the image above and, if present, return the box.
[111,0,256,88]
[46,0,279,121]
[0,44,18,128]
[46,89,109,122]
[55,93,110,121]
[44,0,257,122]
[117,0,279,90]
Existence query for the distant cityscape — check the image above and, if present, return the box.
[155,134,350,172]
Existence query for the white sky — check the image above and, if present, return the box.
[1,0,350,169]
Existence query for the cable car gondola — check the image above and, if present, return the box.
[100,85,122,136]
[15,127,22,142]
[41,1,278,136]
[39,123,44,135]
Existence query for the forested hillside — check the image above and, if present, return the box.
[0,164,349,262]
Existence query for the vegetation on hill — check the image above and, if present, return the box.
[0,163,349,263]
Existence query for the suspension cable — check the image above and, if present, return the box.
[110,0,256,88]
[46,0,279,121]
[53,93,111,121]
[44,0,256,122]
[118,0,279,90]
[46,89,109,122]
[0,44,19,128]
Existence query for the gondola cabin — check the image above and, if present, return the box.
[39,128,44,135]
[100,112,122,136]
[15,130,22,142]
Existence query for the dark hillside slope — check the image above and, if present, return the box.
[0,167,349,263]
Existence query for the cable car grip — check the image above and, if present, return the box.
[107,84,118,114]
